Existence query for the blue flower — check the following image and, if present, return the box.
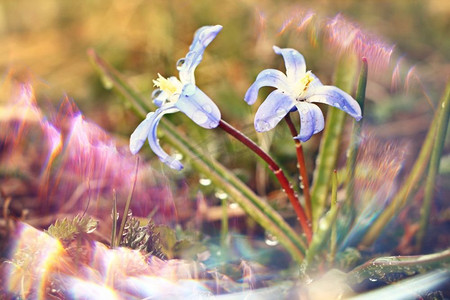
[130,25,222,170]
[245,46,362,142]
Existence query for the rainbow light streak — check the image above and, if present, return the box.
[349,270,449,300]
[2,82,175,222]
[340,136,405,249]
[58,112,137,208]
[391,57,404,92]
[278,9,316,35]
[63,242,214,298]
[325,14,394,75]
[0,84,42,153]
[65,277,119,300]
[4,222,68,299]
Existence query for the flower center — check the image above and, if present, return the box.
[296,71,314,99]
[153,74,183,104]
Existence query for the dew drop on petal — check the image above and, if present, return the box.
[184,83,196,96]
[151,88,162,100]
[334,102,341,108]
[192,110,208,125]
[202,104,213,113]
[176,58,186,70]
[276,107,287,117]
[256,120,270,132]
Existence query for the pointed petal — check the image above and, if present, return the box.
[273,46,307,81]
[178,25,223,84]
[244,69,290,105]
[254,90,295,132]
[147,105,184,170]
[305,85,362,121]
[295,102,325,142]
[176,83,221,129]
[129,112,154,154]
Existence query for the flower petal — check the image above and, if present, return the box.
[305,85,362,121]
[176,83,221,129]
[130,112,154,155]
[273,46,307,81]
[254,90,295,132]
[147,105,184,170]
[295,102,325,142]
[244,69,290,105]
[152,89,168,107]
[178,25,223,84]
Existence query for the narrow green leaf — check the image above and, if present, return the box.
[311,57,357,230]
[361,85,447,246]
[417,83,450,249]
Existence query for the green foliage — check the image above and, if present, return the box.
[155,225,207,260]
[45,215,98,241]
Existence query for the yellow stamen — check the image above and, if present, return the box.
[153,74,178,95]
[299,71,314,93]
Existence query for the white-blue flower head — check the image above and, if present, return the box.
[245,46,362,142]
[130,25,223,170]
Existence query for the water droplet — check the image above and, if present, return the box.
[276,107,287,117]
[199,178,212,186]
[342,105,348,111]
[334,102,341,108]
[369,278,378,282]
[300,183,305,189]
[229,202,239,209]
[202,104,213,113]
[215,190,228,200]
[256,120,270,131]
[151,88,162,100]
[264,231,279,246]
[176,58,186,70]
[192,110,208,124]
[101,75,114,90]
[111,211,119,221]
[173,152,183,160]
[183,83,196,96]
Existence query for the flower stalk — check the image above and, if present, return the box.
[218,120,312,243]
[284,113,312,220]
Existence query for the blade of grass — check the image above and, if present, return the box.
[361,85,447,247]
[311,57,357,230]
[117,157,139,247]
[305,170,340,270]
[111,189,117,248]
[343,58,368,222]
[416,83,450,250]
[88,49,307,262]
[329,170,338,265]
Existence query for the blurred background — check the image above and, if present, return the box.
[1,0,449,131]
[1,0,449,253]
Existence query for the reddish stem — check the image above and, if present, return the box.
[284,114,312,221]
[218,119,312,243]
